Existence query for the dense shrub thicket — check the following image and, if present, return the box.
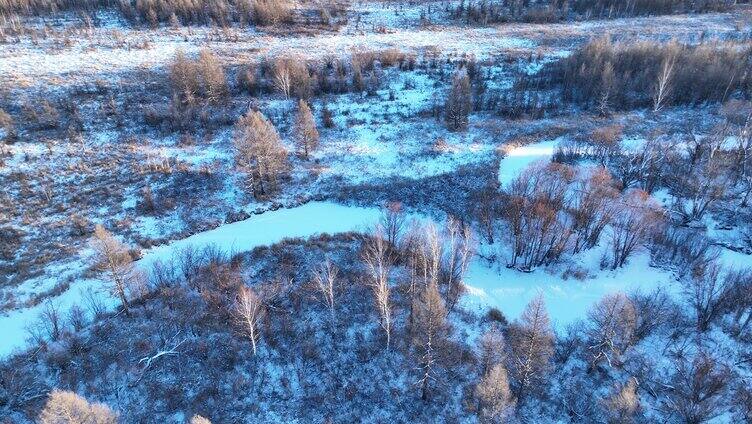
[504,38,752,116]
[449,0,735,24]
[0,0,298,26]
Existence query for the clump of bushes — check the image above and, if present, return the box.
[0,0,295,27]
[169,49,228,107]
[524,38,752,112]
[448,0,733,25]
[238,48,415,99]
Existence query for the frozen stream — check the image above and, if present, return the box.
[0,139,676,357]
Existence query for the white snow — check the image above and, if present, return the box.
[138,202,382,269]
[462,248,676,330]
[497,138,559,186]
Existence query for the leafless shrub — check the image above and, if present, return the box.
[608,190,663,270]
[38,389,118,424]
[569,167,619,252]
[501,162,575,270]
[684,261,738,332]
[169,49,227,107]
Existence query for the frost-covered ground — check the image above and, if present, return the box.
[2,0,752,371]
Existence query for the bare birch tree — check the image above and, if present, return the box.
[363,229,395,349]
[273,58,293,99]
[234,285,265,355]
[653,42,679,112]
[311,259,338,328]
[441,217,474,312]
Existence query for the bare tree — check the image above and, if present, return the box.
[475,363,516,423]
[362,230,395,349]
[668,155,728,225]
[234,109,289,198]
[585,293,637,370]
[380,201,407,247]
[293,99,319,159]
[610,134,671,193]
[662,353,730,424]
[471,184,501,244]
[445,68,472,131]
[441,217,474,312]
[609,190,663,269]
[508,294,554,400]
[479,326,507,377]
[653,42,679,112]
[570,167,619,252]
[502,162,575,270]
[234,285,265,355]
[684,261,734,332]
[588,124,623,167]
[413,280,448,401]
[723,268,752,333]
[311,259,338,327]
[603,378,641,424]
[598,61,615,116]
[273,58,293,99]
[90,225,141,317]
[405,222,442,330]
[169,50,199,106]
[38,389,118,424]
